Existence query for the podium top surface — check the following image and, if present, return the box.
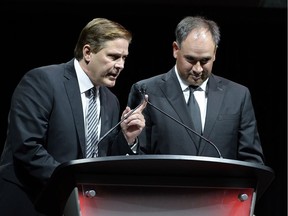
[57,154,273,175]
[54,155,274,194]
[36,155,274,215]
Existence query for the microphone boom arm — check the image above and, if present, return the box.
[96,99,144,145]
[139,84,222,159]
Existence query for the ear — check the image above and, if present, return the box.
[172,41,180,58]
[213,46,217,61]
[83,44,92,62]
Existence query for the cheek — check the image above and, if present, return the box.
[93,60,111,72]
[204,62,214,71]
[180,59,193,70]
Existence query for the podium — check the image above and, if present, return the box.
[35,155,274,216]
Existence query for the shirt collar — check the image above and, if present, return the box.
[174,65,209,92]
[74,59,94,94]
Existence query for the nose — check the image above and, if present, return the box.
[115,58,125,69]
[192,61,203,73]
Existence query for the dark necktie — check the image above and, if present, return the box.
[86,87,99,158]
[188,86,202,134]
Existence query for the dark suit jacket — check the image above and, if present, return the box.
[0,59,132,215]
[128,67,264,164]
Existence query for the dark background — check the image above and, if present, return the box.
[0,1,287,215]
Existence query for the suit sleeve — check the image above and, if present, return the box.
[237,89,265,164]
[8,68,60,185]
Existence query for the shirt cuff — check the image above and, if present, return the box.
[128,137,138,153]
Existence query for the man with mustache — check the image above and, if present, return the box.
[0,17,147,215]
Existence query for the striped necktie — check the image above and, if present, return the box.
[86,87,99,158]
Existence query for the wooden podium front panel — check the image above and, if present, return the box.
[77,184,254,216]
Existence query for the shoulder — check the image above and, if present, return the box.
[27,59,73,76]
[211,74,249,92]
[136,68,174,87]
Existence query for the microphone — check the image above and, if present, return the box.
[92,92,145,156]
[138,84,223,159]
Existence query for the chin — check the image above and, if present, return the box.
[105,81,116,88]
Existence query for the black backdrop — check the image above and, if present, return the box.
[0,1,287,215]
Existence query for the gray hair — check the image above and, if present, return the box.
[175,16,220,48]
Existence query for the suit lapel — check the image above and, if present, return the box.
[199,75,225,154]
[63,60,86,157]
[159,69,201,149]
[99,88,110,137]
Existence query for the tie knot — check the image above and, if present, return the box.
[189,85,202,92]
[89,87,96,98]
